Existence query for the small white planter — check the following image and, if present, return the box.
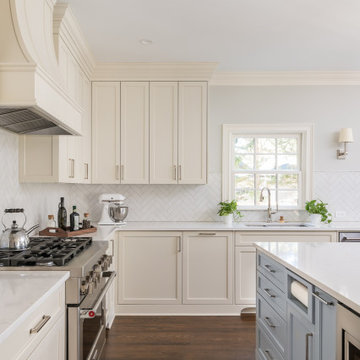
[309,214,322,225]
[223,214,233,226]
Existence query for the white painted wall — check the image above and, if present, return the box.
[209,86,360,173]
[1,85,360,226]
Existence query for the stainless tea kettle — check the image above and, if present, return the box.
[0,209,39,250]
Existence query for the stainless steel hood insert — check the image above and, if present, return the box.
[0,107,72,135]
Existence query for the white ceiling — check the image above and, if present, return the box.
[62,0,360,71]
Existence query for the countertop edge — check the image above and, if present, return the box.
[0,271,70,343]
[254,244,360,314]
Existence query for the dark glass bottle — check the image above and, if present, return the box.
[70,206,80,231]
[57,197,67,230]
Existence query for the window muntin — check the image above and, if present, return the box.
[231,135,301,209]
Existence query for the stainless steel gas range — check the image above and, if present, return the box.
[0,236,115,360]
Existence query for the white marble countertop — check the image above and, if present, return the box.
[88,221,360,241]
[0,271,69,343]
[255,242,360,314]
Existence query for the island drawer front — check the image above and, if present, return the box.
[257,252,286,292]
[257,272,286,319]
[257,294,286,355]
[257,324,285,360]
[1,285,65,359]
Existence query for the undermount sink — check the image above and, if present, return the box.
[244,222,313,228]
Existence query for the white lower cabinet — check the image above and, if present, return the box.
[117,232,182,304]
[26,313,65,360]
[1,284,66,360]
[235,246,256,306]
[182,232,233,304]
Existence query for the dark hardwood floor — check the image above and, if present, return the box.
[102,315,256,360]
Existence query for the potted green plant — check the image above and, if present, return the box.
[305,200,332,225]
[217,200,243,225]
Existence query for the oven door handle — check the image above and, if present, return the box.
[80,271,116,319]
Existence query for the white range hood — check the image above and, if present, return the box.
[0,0,82,135]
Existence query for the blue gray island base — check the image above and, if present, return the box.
[256,250,337,360]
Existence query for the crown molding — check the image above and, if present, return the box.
[210,71,360,86]
[92,62,218,81]
[53,4,96,79]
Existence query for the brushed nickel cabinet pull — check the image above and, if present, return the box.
[264,316,276,328]
[178,165,182,180]
[121,165,124,180]
[173,165,177,180]
[264,264,276,273]
[305,333,313,360]
[68,159,75,178]
[116,165,120,180]
[178,238,182,252]
[312,291,334,306]
[264,288,276,298]
[30,315,51,334]
[198,232,216,236]
[84,163,89,180]
[264,350,273,360]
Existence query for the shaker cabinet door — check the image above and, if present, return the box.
[183,232,233,304]
[117,232,182,304]
[178,82,207,184]
[120,82,149,184]
[150,82,178,184]
[92,82,121,184]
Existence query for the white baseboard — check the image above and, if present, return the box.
[115,304,256,316]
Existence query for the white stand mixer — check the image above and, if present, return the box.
[98,194,128,226]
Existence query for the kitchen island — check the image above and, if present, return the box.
[255,242,360,360]
[0,271,69,360]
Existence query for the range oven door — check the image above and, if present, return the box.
[68,271,116,360]
[337,303,360,360]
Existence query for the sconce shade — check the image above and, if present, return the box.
[339,128,354,143]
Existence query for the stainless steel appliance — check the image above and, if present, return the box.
[339,232,360,242]
[337,303,360,359]
[0,236,115,360]
[98,193,128,225]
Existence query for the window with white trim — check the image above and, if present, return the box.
[222,124,313,210]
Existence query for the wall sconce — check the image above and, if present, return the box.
[337,128,354,160]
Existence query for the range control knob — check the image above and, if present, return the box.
[80,280,88,295]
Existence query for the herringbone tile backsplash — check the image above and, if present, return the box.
[0,129,357,229]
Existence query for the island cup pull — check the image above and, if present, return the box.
[312,291,334,306]
[30,315,51,334]
[198,233,216,236]
[305,333,313,360]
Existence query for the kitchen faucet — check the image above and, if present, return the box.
[260,187,279,223]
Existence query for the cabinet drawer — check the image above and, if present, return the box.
[257,324,284,360]
[257,294,286,355]
[1,285,65,359]
[257,252,286,292]
[257,272,286,319]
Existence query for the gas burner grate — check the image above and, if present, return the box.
[7,237,92,266]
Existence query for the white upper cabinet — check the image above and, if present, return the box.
[120,82,150,184]
[92,82,121,184]
[178,82,207,184]
[150,82,178,184]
